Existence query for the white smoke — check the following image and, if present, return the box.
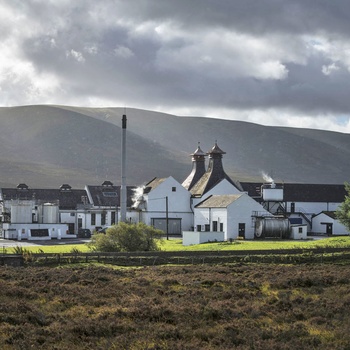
[261,171,274,183]
[131,186,145,209]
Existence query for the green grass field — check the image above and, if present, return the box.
[9,236,350,254]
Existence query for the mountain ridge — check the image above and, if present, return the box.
[0,105,349,188]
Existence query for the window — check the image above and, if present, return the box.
[298,227,303,233]
[70,212,75,217]
[205,224,210,232]
[220,223,223,232]
[102,192,117,197]
[197,224,202,232]
[291,203,295,213]
[172,187,176,192]
[213,221,218,232]
[101,213,106,226]
[111,211,116,225]
[91,213,96,226]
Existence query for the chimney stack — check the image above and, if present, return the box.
[120,114,127,222]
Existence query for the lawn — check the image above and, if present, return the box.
[9,236,350,254]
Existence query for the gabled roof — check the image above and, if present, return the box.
[314,211,337,219]
[240,182,346,203]
[0,185,88,210]
[195,194,243,208]
[143,177,167,194]
[85,184,136,207]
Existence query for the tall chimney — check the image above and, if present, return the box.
[120,114,127,222]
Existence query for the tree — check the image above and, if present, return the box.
[336,182,350,232]
[88,222,163,252]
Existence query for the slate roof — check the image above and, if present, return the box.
[314,211,337,219]
[182,144,207,190]
[143,177,167,194]
[190,143,243,197]
[195,194,243,208]
[0,185,88,210]
[240,182,346,203]
[85,184,136,207]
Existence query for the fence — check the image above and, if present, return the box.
[7,247,350,267]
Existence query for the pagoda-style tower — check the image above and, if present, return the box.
[189,142,243,197]
[182,143,207,190]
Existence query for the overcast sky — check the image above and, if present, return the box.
[2,1,350,133]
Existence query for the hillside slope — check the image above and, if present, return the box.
[0,105,349,188]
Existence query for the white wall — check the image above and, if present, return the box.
[287,201,340,214]
[2,223,71,240]
[182,231,225,246]
[193,194,271,241]
[192,179,242,207]
[290,225,308,239]
[312,213,349,235]
[226,195,270,240]
[143,177,193,231]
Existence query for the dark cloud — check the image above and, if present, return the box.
[1,1,350,132]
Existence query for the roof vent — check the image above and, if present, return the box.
[60,184,72,192]
[16,183,29,191]
[102,181,113,187]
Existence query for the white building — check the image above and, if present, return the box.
[0,185,75,240]
[1,142,349,241]
[312,211,349,236]
[183,193,271,244]
[137,176,193,235]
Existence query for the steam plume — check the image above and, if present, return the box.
[261,171,274,183]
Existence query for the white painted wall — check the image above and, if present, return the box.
[2,223,72,240]
[226,195,270,240]
[182,231,225,246]
[194,194,270,241]
[143,177,193,231]
[312,213,349,235]
[192,178,242,207]
[290,225,308,239]
[287,201,340,214]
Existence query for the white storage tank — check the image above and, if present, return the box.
[10,201,33,224]
[255,217,290,239]
[261,182,284,201]
[38,203,59,224]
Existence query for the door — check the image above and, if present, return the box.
[326,223,333,236]
[151,218,182,235]
[238,223,245,239]
[68,223,75,234]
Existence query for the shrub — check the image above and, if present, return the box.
[88,222,162,252]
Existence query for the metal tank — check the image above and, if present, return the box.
[10,201,33,224]
[261,182,284,201]
[255,217,290,239]
[38,203,59,224]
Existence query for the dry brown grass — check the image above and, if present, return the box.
[0,263,349,349]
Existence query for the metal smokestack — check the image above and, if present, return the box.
[120,114,127,222]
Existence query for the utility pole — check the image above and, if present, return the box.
[166,196,169,240]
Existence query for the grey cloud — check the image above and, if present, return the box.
[2,0,350,131]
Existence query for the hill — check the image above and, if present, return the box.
[0,105,349,188]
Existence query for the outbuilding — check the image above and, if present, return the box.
[184,193,271,244]
[312,211,349,236]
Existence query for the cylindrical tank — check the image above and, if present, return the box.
[262,183,284,201]
[11,201,32,223]
[255,217,290,239]
[38,203,59,223]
